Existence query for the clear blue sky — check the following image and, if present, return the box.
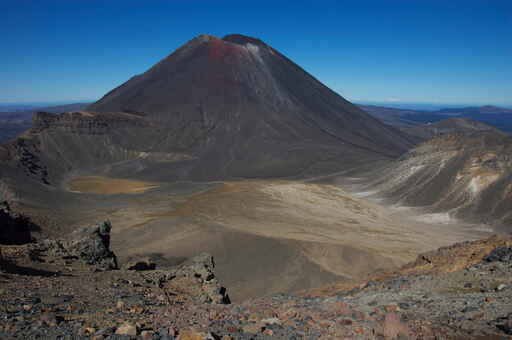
[1,0,511,105]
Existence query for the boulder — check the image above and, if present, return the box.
[65,220,118,270]
[0,201,33,245]
[123,257,156,271]
[175,253,216,281]
[177,329,216,340]
[157,253,230,304]
[484,246,512,263]
[38,238,68,257]
[115,322,138,336]
[497,313,512,335]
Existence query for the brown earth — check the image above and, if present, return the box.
[56,176,492,301]
[67,176,160,194]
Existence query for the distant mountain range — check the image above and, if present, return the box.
[436,105,512,115]
[0,102,92,112]
[358,104,512,134]
[402,117,505,140]
[0,103,89,142]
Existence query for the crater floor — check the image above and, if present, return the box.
[60,174,492,301]
[68,176,160,194]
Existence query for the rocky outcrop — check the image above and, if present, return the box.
[154,253,230,304]
[4,232,512,339]
[64,220,118,270]
[484,246,512,262]
[0,103,89,143]
[402,234,512,274]
[40,220,118,270]
[32,225,228,302]
[123,257,156,271]
[32,111,150,135]
[0,136,50,184]
[0,201,34,245]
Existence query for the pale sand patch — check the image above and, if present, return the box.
[68,176,159,194]
[352,190,378,198]
[414,212,454,224]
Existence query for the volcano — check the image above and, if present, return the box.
[2,34,415,189]
[0,33,422,222]
[84,34,413,180]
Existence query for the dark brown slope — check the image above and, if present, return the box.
[367,131,512,230]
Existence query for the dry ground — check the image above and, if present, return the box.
[68,176,160,194]
[63,176,493,301]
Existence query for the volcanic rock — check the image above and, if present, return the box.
[123,257,156,271]
[115,322,138,336]
[177,329,216,340]
[0,201,34,245]
[64,220,118,270]
[156,253,230,304]
[484,246,512,262]
[1,234,512,339]
[497,314,512,335]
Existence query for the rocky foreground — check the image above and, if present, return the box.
[1,206,512,339]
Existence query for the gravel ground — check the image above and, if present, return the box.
[1,236,512,339]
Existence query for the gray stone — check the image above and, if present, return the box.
[65,220,118,270]
[157,253,230,304]
[484,247,512,263]
[0,201,34,245]
[496,284,507,291]
[123,257,156,271]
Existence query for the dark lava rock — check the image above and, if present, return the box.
[157,253,230,304]
[496,313,512,335]
[0,201,35,245]
[484,246,512,263]
[461,306,479,313]
[123,257,156,271]
[387,278,409,290]
[65,220,118,270]
[176,253,217,281]
[38,238,67,257]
